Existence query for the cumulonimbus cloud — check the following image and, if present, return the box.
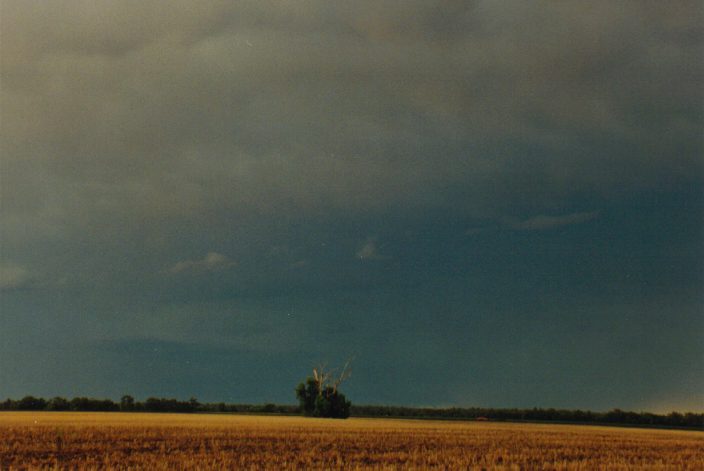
[2,0,700,242]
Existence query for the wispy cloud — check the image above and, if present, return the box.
[505,211,600,231]
[0,263,31,290]
[169,252,235,274]
[356,238,390,260]
[290,259,309,269]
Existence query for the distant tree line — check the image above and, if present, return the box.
[197,402,298,414]
[0,396,202,413]
[0,396,122,412]
[349,405,704,429]
[1,396,701,429]
[0,396,298,415]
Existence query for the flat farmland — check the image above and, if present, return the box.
[0,412,701,470]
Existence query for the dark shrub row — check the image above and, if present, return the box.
[350,405,704,429]
[2,396,700,428]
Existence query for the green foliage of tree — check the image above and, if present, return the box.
[18,395,47,410]
[47,397,70,411]
[143,397,199,413]
[295,378,319,416]
[69,397,118,411]
[120,395,135,412]
[295,378,351,419]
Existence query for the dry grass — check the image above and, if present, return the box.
[0,411,701,469]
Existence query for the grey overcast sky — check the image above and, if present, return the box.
[1,1,702,413]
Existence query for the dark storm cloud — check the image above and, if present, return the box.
[1,1,702,411]
[3,1,701,236]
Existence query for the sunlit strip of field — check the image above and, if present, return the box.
[0,412,702,469]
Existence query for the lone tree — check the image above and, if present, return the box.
[295,360,352,419]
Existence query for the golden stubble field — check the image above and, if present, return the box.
[0,412,701,470]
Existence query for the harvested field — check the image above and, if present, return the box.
[0,412,701,469]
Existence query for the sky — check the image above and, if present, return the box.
[1,1,702,413]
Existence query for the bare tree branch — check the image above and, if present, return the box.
[332,356,354,394]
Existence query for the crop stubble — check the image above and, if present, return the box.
[0,412,701,469]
